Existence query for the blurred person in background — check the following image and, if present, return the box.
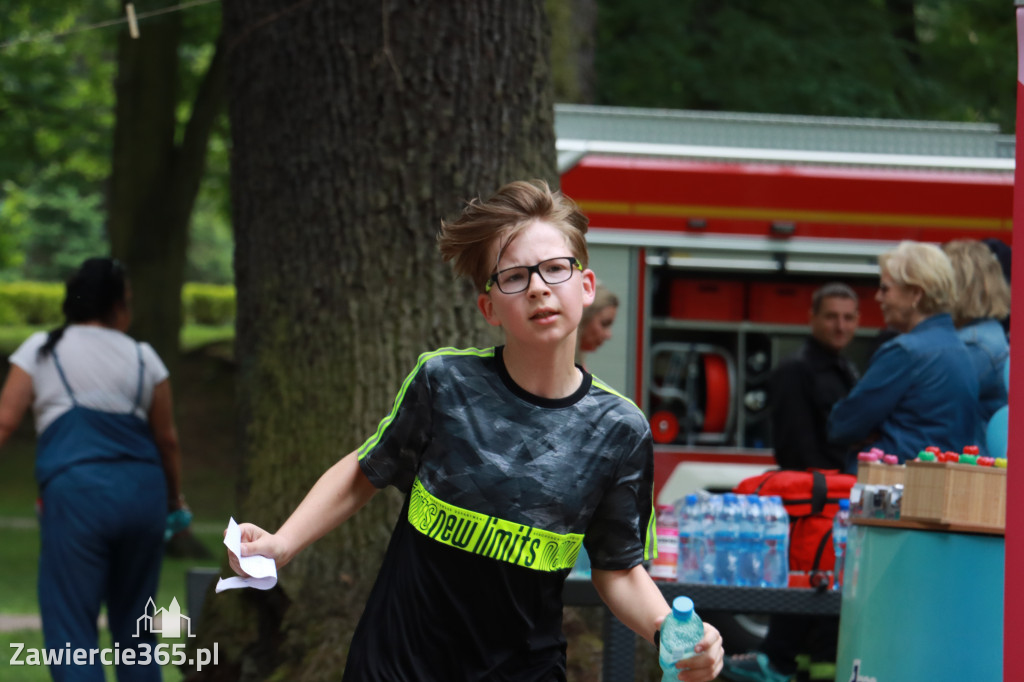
[576,281,619,368]
[828,241,981,469]
[942,239,1009,432]
[0,257,186,682]
[982,237,1012,335]
[722,283,859,682]
[769,283,860,471]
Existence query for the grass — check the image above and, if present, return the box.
[0,522,223,615]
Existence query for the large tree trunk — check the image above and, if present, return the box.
[193,2,555,679]
[108,13,226,375]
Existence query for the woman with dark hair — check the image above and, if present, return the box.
[0,257,186,681]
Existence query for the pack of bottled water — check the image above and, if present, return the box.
[674,492,789,587]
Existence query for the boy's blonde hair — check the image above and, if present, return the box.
[438,179,589,293]
[878,241,956,316]
[942,239,1011,327]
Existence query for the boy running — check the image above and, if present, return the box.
[228,179,724,681]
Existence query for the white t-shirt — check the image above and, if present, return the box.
[9,325,169,434]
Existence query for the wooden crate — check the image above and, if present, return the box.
[902,460,1006,530]
[856,461,906,487]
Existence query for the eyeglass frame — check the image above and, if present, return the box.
[485,256,583,294]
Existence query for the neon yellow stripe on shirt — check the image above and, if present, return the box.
[408,478,584,572]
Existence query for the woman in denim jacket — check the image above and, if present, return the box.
[828,241,982,471]
[942,239,1010,426]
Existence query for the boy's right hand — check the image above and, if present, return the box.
[226,522,285,577]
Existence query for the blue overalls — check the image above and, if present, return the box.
[37,346,167,682]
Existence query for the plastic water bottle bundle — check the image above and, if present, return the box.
[699,492,721,584]
[713,493,741,586]
[762,495,790,588]
[832,498,850,591]
[736,495,763,587]
[659,596,705,682]
[676,494,703,583]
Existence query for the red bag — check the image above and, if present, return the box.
[734,469,856,588]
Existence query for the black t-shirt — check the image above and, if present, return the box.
[346,346,655,681]
[770,338,859,470]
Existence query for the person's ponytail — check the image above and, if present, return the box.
[36,258,127,360]
[37,324,68,359]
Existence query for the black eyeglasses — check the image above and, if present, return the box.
[486,257,582,294]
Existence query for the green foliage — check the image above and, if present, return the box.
[0,1,232,283]
[594,0,1016,131]
[0,281,63,325]
[0,281,237,327]
[0,4,118,277]
[183,283,236,325]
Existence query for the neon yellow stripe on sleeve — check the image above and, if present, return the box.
[357,347,495,459]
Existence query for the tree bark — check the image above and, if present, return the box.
[192,2,555,679]
[108,12,226,376]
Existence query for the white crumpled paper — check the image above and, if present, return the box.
[215,517,278,592]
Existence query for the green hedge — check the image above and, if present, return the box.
[182,283,236,326]
[0,282,236,326]
[0,282,64,326]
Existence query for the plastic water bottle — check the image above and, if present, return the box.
[676,494,703,583]
[736,495,763,586]
[165,507,193,542]
[713,493,740,585]
[699,493,721,584]
[832,498,850,591]
[651,504,679,581]
[762,495,789,588]
[659,596,705,681]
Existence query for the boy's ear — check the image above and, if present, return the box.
[581,269,597,306]
[477,292,503,327]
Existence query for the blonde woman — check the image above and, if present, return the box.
[828,241,982,467]
[942,239,1010,423]
[576,282,619,367]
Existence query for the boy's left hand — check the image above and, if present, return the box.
[667,621,724,682]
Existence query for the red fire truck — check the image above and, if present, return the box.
[557,105,1014,505]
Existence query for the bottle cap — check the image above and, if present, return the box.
[869,447,885,456]
[962,445,980,456]
[857,451,881,462]
[925,446,941,454]
[995,458,1008,468]
[881,455,899,465]
[977,457,995,467]
[958,454,978,465]
[940,451,959,463]
[685,494,698,504]
[838,498,850,510]
[917,452,937,462]
[672,596,695,620]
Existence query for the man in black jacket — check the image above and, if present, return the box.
[722,283,860,682]
[771,283,860,470]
